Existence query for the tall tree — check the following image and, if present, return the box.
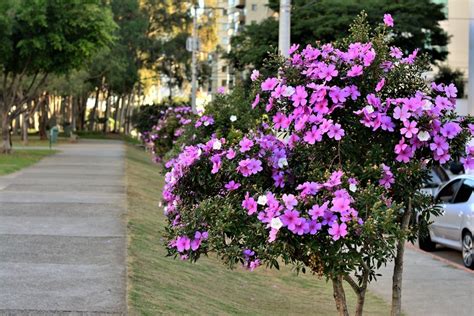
[0,0,116,153]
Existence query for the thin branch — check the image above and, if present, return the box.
[343,274,361,294]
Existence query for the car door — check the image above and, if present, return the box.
[445,179,474,241]
[433,179,462,239]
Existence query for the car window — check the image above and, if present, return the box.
[453,179,474,203]
[436,179,461,203]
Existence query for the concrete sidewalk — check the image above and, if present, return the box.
[369,244,474,316]
[0,140,127,315]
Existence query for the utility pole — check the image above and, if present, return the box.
[191,4,198,114]
[278,0,291,58]
[469,0,474,114]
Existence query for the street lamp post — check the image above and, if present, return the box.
[278,0,291,57]
[191,4,198,114]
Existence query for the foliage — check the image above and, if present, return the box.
[161,13,472,314]
[434,66,465,99]
[227,0,449,71]
[132,103,169,135]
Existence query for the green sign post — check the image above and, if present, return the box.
[49,126,59,149]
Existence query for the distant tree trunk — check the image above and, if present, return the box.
[1,109,12,154]
[120,93,130,133]
[113,95,122,133]
[103,89,111,134]
[89,85,101,131]
[126,93,135,134]
[22,112,29,146]
[39,94,49,140]
[391,198,412,316]
[71,95,77,132]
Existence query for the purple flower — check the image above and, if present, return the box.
[393,105,411,121]
[394,138,413,163]
[309,202,328,219]
[217,86,226,94]
[327,123,345,140]
[176,236,191,252]
[210,154,221,174]
[261,77,278,91]
[291,85,308,107]
[319,63,338,81]
[400,120,418,138]
[250,69,260,81]
[444,83,457,98]
[347,64,363,77]
[303,126,322,144]
[237,158,263,177]
[430,135,449,155]
[383,14,394,27]
[225,180,241,191]
[282,193,298,210]
[328,222,348,241]
[242,192,257,215]
[239,137,254,152]
[375,78,385,92]
[390,47,402,59]
[280,209,301,231]
[307,220,322,235]
[379,163,395,189]
[226,149,236,160]
[273,112,291,129]
[440,122,461,139]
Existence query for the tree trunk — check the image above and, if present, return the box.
[125,93,135,135]
[103,89,111,134]
[391,198,412,316]
[113,95,122,133]
[1,109,12,154]
[39,95,49,140]
[332,275,349,316]
[22,112,29,146]
[89,86,101,131]
[120,93,130,133]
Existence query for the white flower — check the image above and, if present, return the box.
[270,217,283,230]
[212,139,222,150]
[417,131,430,142]
[250,69,260,81]
[257,195,268,205]
[230,115,237,122]
[349,183,357,192]
[364,105,374,114]
[422,100,432,111]
[158,201,163,207]
[278,157,288,168]
[204,121,210,126]
[283,86,295,97]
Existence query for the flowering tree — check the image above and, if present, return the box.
[161,14,472,316]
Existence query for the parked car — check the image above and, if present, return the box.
[419,175,474,269]
[420,166,450,197]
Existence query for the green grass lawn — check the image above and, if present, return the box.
[0,149,56,175]
[125,145,391,315]
[11,135,69,147]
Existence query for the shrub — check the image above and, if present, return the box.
[161,13,473,315]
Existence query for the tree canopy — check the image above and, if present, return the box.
[227,0,449,71]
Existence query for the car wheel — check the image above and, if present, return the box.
[419,230,437,252]
[462,232,474,269]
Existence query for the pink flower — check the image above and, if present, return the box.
[444,83,457,98]
[389,46,402,59]
[347,64,363,77]
[210,154,221,174]
[394,138,413,162]
[328,222,348,241]
[440,122,461,139]
[239,137,254,152]
[430,135,449,155]
[251,94,260,109]
[282,193,298,210]
[217,86,226,94]
[226,149,236,160]
[319,63,338,81]
[383,14,394,27]
[393,105,410,121]
[309,202,328,219]
[400,120,418,138]
[250,69,260,81]
[261,77,278,91]
[225,180,241,191]
[176,236,191,252]
[273,112,291,129]
[375,78,385,92]
[280,209,301,231]
[291,85,308,107]
[242,192,257,215]
[303,126,322,144]
[237,158,263,177]
[327,123,345,140]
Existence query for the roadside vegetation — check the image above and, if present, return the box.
[0,150,56,175]
[125,145,391,315]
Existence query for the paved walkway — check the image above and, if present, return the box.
[0,140,127,315]
[369,244,474,316]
